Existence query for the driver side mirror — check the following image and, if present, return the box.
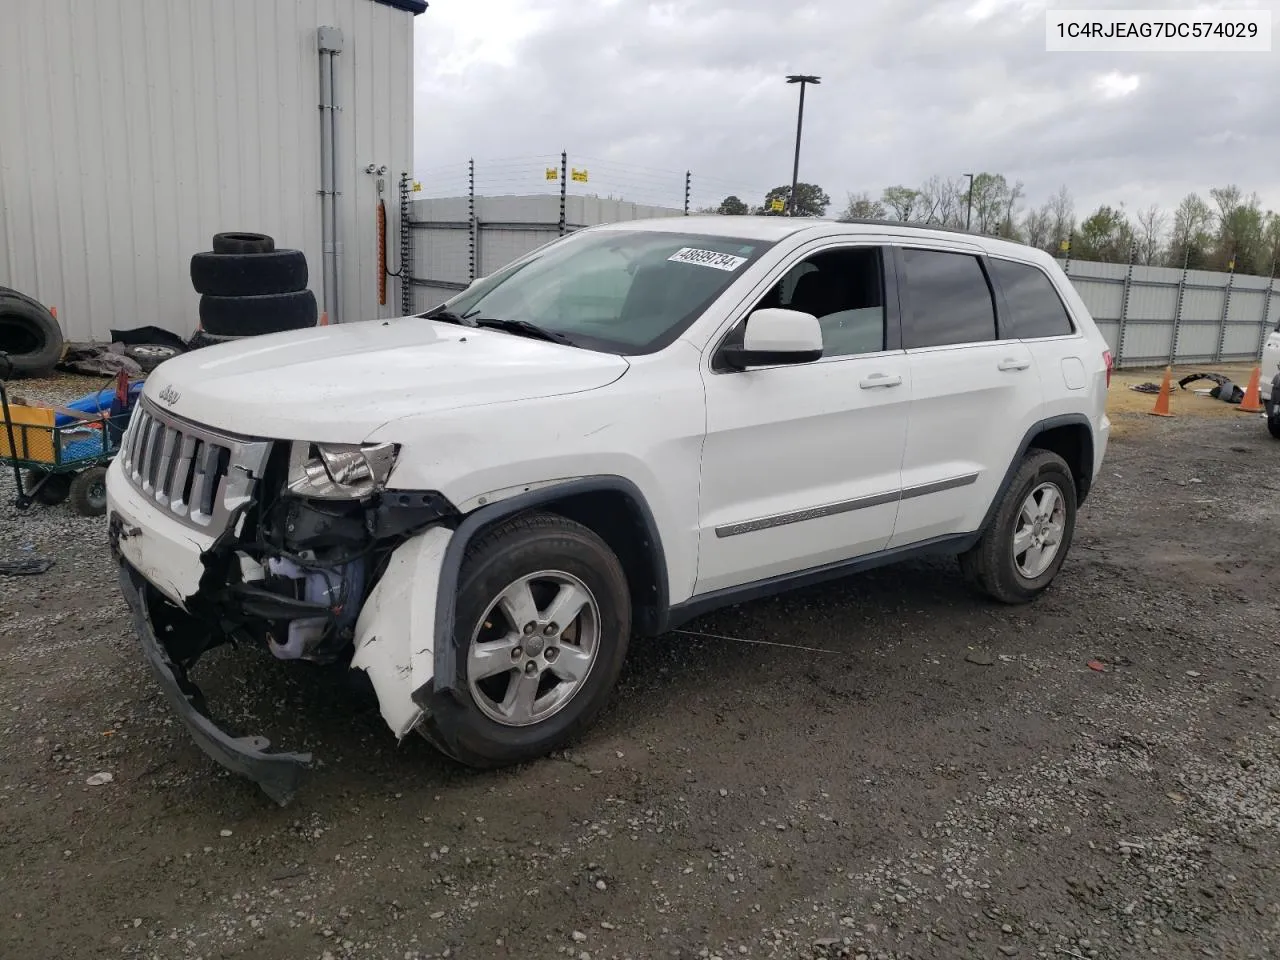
[466,275,485,290]
[720,308,823,371]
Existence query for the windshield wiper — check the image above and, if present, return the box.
[471,318,575,346]
[422,308,476,326]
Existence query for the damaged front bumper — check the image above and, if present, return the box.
[116,560,313,805]
[106,450,460,806]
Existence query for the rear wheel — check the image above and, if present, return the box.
[959,449,1077,604]
[1267,405,1280,440]
[420,512,632,768]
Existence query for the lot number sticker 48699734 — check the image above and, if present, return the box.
[667,247,748,272]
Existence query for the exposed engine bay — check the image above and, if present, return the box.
[148,437,457,676]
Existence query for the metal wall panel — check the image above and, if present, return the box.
[1069,278,1124,320]
[408,194,686,292]
[1066,261,1129,281]
[0,0,415,341]
[1180,288,1226,323]
[1221,322,1266,359]
[1174,323,1221,361]
[1120,322,1173,364]
[1126,282,1178,321]
[1228,288,1268,323]
[1131,264,1185,286]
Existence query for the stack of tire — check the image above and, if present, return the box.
[189,233,317,348]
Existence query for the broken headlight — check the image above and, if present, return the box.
[287,441,399,499]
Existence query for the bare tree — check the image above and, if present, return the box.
[918,175,964,227]
[1021,204,1053,250]
[1047,185,1074,245]
[1000,179,1025,238]
[1134,205,1167,264]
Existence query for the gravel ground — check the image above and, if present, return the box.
[1,382,1278,960]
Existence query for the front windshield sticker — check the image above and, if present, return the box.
[667,247,749,272]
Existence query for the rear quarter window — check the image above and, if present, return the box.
[989,258,1076,339]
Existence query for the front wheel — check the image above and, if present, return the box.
[1267,405,1280,440]
[419,511,632,768]
[959,449,1077,604]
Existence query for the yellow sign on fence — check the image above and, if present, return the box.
[545,167,558,181]
[571,168,589,183]
[1059,239,1070,252]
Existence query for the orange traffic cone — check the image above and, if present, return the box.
[1149,365,1174,417]
[49,305,57,320]
[318,310,329,326]
[1237,366,1264,413]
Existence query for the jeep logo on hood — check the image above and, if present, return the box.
[157,384,181,406]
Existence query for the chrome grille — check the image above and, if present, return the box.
[120,399,272,533]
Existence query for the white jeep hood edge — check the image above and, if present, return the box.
[144,318,630,442]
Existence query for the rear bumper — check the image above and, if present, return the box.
[116,559,312,805]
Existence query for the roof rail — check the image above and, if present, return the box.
[828,218,1013,242]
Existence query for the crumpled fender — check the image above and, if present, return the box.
[351,525,453,738]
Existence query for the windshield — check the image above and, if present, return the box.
[431,228,776,354]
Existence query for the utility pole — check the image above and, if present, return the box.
[785,74,820,216]
[964,172,975,230]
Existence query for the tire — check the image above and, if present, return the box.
[186,329,240,351]
[24,469,71,506]
[190,249,309,298]
[958,449,1077,605]
[1268,408,1280,440]
[198,290,318,337]
[123,343,182,373]
[211,232,274,255]
[0,288,64,378]
[68,467,109,517]
[420,511,633,768]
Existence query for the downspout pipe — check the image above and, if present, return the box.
[317,26,344,324]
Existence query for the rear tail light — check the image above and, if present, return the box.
[1103,349,1113,389]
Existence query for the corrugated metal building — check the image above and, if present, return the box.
[0,0,424,343]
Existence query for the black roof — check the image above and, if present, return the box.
[372,0,428,14]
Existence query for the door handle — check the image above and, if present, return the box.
[859,373,903,389]
[997,357,1031,371]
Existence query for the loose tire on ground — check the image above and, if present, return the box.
[68,467,109,517]
[420,511,633,769]
[958,448,1077,605]
[198,290,318,337]
[24,470,71,506]
[190,249,309,298]
[123,343,182,373]
[0,288,64,378]
[211,232,274,255]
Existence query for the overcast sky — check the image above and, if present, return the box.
[412,0,1279,221]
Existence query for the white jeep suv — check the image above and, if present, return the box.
[1260,326,1280,437]
[106,216,1112,803]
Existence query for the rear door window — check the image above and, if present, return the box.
[988,257,1075,339]
[899,248,997,349]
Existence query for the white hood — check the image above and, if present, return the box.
[144,317,629,442]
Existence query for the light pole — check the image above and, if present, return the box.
[785,74,820,216]
[964,172,975,230]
